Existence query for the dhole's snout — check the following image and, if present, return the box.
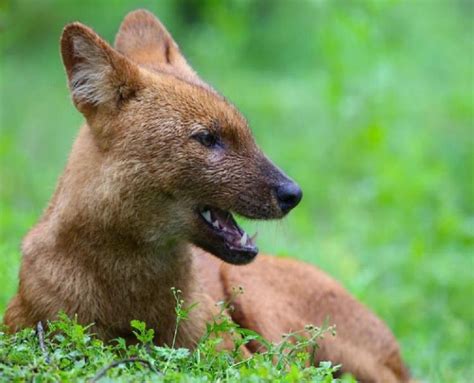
[275,181,302,214]
[250,157,303,219]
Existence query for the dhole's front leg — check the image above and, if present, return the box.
[4,294,33,332]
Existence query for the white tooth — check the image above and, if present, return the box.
[202,210,212,223]
[240,232,248,247]
[213,220,220,229]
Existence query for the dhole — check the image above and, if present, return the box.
[4,10,411,383]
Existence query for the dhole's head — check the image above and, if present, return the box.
[60,10,302,265]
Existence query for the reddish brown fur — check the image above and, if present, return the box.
[4,10,411,382]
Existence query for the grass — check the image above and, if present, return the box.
[0,295,350,382]
[0,0,473,382]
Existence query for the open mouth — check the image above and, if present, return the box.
[197,206,258,265]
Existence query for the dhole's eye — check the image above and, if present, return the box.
[192,131,220,148]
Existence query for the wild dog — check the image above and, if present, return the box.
[4,10,411,383]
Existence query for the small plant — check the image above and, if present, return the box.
[0,290,351,382]
[131,319,155,345]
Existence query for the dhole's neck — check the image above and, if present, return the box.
[29,125,191,271]
[44,127,166,240]
[21,126,199,342]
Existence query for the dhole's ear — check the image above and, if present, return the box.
[61,22,142,114]
[114,9,202,85]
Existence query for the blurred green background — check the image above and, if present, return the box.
[0,0,472,381]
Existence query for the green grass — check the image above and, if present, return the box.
[1,0,473,382]
[1,295,351,382]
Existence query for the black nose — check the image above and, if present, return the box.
[276,182,302,213]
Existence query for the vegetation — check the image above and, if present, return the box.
[0,293,350,382]
[0,0,472,382]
